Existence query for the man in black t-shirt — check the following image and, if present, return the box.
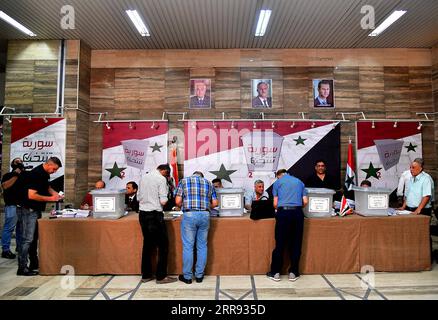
[1,158,25,259]
[16,157,64,276]
[305,159,337,190]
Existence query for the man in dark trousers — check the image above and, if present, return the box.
[1,157,25,259]
[137,164,177,284]
[267,169,308,282]
[16,157,64,276]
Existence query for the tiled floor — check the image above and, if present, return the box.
[1,240,437,300]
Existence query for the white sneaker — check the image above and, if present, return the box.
[266,272,281,282]
[288,272,300,282]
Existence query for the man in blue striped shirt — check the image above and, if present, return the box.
[175,171,218,284]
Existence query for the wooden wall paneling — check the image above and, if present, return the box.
[33,60,58,112]
[165,68,190,111]
[283,67,308,113]
[264,67,283,114]
[114,68,140,115]
[359,67,385,115]
[333,67,360,111]
[139,68,165,113]
[214,67,241,112]
[409,67,433,113]
[4,60,34,108]
[90,68,115,113]
[384,67,410,118]
[432,46,438,202]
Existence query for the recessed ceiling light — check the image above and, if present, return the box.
[368,10,406,37]
[255,9,271,37]
[125,9,150,37]
[0,11,36,37]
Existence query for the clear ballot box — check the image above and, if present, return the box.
[215,188,245,217]
[352,186,392,216]
[90,188,126,219]
[304,188,336,218]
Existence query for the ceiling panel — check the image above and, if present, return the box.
[0,0,437,49]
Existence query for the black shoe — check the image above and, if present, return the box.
[28,261,39,271]
[178,274,192,284]
[1,251,16,259]
[17,268,38,276]
[195,276,204,283]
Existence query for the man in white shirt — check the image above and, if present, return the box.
[137,164,177,284]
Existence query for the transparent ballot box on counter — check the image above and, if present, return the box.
[215,188,245,217]
[304,188,336,218]
[90,188,126,219]
[352,186,392,216]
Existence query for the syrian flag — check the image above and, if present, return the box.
[356,121,422,194]
[170,146,179,187]
[184,121,340,193]
[102,121,168,189]
[339,194,353,216]
[344,139,356,191]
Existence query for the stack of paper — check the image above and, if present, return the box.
[75,209,90,218]
[61,209,76,218]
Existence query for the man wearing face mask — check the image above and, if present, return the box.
[1,158,26,259]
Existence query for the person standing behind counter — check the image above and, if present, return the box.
[267,169,308,282]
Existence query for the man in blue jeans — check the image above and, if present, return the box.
[175,171,218,284]
[1,157,25,259]
[267,169,308,282]
[16,157,64,276]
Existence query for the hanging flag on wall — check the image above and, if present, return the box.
[10,118,66,192]
[102,121,168,189]
[184,121,341,194]
[344,139,356,192]
[356,121,422,194]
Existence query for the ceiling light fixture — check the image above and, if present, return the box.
[28,115,32,121]
[271,121,275,129]
[311,122,315,128]
[150,121,156,129]
[43,116,48,123]
[106,122,111,130]
[393,121,398,128]
[125,9,150,37]
[368,10,407,37]
[6,116,12,123]
[0,11,37,37]
[253,121,257,129]
[129,122,135,130]
[255,9,271,36]
[290,121,295,128]
[371,121,375,129]
[417,122,422,130]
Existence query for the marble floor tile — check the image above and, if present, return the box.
[104,275,141,289]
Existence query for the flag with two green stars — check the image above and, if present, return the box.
[356,121,422,193]
[102,122,168,189]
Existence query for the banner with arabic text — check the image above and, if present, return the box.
[10,118,66,192]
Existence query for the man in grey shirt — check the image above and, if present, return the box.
[137,164,177,284]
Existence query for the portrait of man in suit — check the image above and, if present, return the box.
[251,80,272,108]
[189,79,211,109]
[313,79,335,108]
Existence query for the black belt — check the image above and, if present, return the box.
[183,209,208,212]
[278,206,300,210]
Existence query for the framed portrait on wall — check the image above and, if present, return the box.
[313,79,335,108]
[189,79,211,109]
[251,79,272,108]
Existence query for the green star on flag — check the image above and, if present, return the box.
[404,142,417,152]
[361,162,382,180]
[150,142,163,152]
[293,136,306,145]
[209,164,237,183]
[105,162,127,180]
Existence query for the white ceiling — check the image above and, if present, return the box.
[0,0,437,49]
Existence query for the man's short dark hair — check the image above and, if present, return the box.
[157,164,171,173]
[360,180,371,187]
[318,80,331,90]
[127,181,138,190]
[212,178,222,184]
[276,169,287,177]
[10,157,22,168]
[315,159,326,166]
[48,157,62,167]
